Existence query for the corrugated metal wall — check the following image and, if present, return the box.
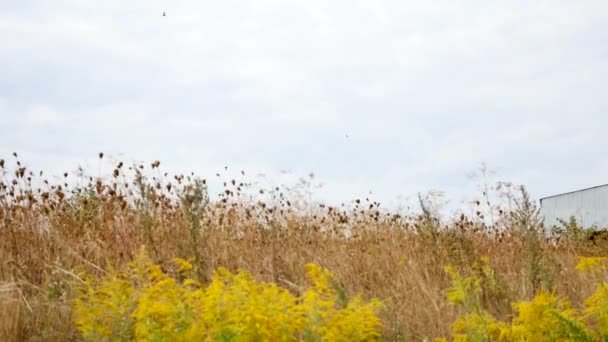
[540,185,608,230]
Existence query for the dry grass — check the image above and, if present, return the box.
[0,154,607,340]
[0,282,21,342]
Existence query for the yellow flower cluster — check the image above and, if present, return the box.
[509,291,589,341]
[72,248,383,341]
[440,256,608,342]
[577,257,608,280]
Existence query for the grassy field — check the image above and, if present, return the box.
[1,155,608,341]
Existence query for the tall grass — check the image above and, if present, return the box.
[1,154,607,340]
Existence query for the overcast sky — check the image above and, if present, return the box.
[1,1,607,210]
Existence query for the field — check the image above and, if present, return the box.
[1,155,608,341]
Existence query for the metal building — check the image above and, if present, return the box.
[540,184,608,230]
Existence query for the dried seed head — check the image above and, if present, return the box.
[16,167,26,178]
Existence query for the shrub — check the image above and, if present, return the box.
[72,248,383,341]
[443,258,508,341]
[579,257,608,339]
[508,291,591,341]
[440,257,608,341]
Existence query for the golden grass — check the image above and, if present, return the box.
[1,155,607,340]
[0,282,20,342]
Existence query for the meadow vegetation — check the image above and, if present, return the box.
[1,154,608,341]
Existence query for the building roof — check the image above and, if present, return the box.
[540,184,608,202]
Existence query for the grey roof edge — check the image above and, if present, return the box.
[540,183,608,202]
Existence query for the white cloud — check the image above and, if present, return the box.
[25,104,64,126]
[1,0,607,208]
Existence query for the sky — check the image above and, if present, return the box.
[1,0,608,212]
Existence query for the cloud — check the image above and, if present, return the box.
[25,104,65,126]
[1,0,607,208]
